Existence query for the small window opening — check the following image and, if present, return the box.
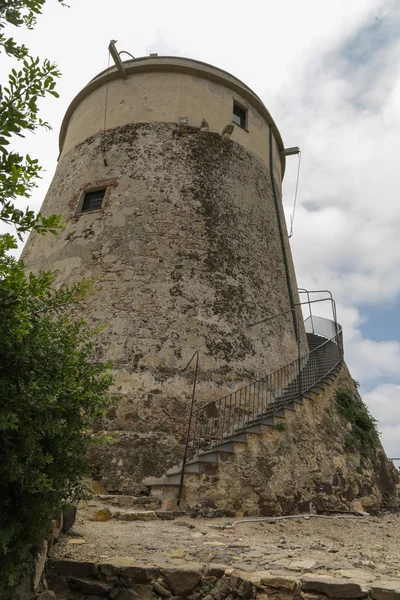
[233,102,247,129]
[82,189,106,212]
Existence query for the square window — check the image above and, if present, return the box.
[81,189,106,212]
[233,101,247,129]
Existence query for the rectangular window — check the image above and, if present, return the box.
[233,101,247,129]
[81,189,106,212]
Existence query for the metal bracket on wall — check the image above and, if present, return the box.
[108,40,128,79]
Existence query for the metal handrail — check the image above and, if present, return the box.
[186,317,343,462]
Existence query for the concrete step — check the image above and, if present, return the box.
[272,408,286,418]
[243,424,263,434]
[258,416,275,426]
[230,432,249,443]
[94,494,161,509]
[143,477,180,488]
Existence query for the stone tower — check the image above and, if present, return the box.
[21,56,315,492]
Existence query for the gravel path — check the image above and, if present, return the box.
[51,509,400,580]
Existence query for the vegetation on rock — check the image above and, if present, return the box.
[335,387,379,458]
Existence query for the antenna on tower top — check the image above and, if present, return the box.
[108,40,128,79]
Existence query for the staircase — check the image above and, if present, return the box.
[146,316,343,506]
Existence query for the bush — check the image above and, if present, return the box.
[335,386,378,458]
[0,237,112,597]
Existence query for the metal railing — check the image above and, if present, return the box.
[186,316,343,462]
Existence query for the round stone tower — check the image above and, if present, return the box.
[22,56,306,492]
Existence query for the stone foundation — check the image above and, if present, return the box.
[46,558,400,600]
[152,364,399,516]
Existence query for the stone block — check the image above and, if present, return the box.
[119,565,159,583]
[371,581,400,600]
[50,559,97,578]
[261,575,299,591]
[156,511,175,520]
[162,568,202,596]
[206,564,227,578]
[287,560,316,571]
[229,576,254,599]
[68,576,113,596]
[301,575,368,598]
[153,582,172,597]
[36,592,56,600]
[118,587,153,600]
[115,510,157,521]
[33,540,48,592]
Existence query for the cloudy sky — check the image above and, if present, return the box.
[4,0,400,456]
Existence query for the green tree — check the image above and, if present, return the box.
[0,0,65,237]
[0,241,112,596]
[0,2,113,596]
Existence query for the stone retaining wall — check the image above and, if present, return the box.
[44,559,400,600]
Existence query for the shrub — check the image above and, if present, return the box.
[335,387,378,458]
[0,239,112,597]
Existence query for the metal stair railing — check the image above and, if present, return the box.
[187,316,343,462]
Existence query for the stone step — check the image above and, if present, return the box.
[243,423,263,434]
[95,494,161,509]
[110,509,158,521]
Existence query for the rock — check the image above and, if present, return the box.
[301,575,368,598]
[68,576,113,596]
[162,568,202,596]
[33,540,48,592]
[36,592,56,600]
[230,575,254,599]
[117,589,141,600]
[52,575,69,596]
[92,508,112,521]
[12,577,32,600]
[233,563,257,573]
[156,511,175,520]
[67,527,84,537]
[50,560,98,578]
[174,521,195,529]
[206,564,227,578]
[247,550,265,558]
[115,510,157,521]
[119,565,159,583]
[261,575,299,591]
[212,578,232,600]
[62,504,77,532]
[337,570,376,582]
[67,537,87,544]
[153,582,172,597]
[371,581,400,600]
[187,595,200,600]
[84,479,108,494]
[288,560,316,571]
[101,563,118,576]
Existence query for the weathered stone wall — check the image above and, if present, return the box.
[168,364,399,516]
[47,557,400,600]
[22,122,305,492]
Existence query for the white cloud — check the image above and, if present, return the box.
[364,384,400,456]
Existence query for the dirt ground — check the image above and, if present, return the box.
[51,510,400,580]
